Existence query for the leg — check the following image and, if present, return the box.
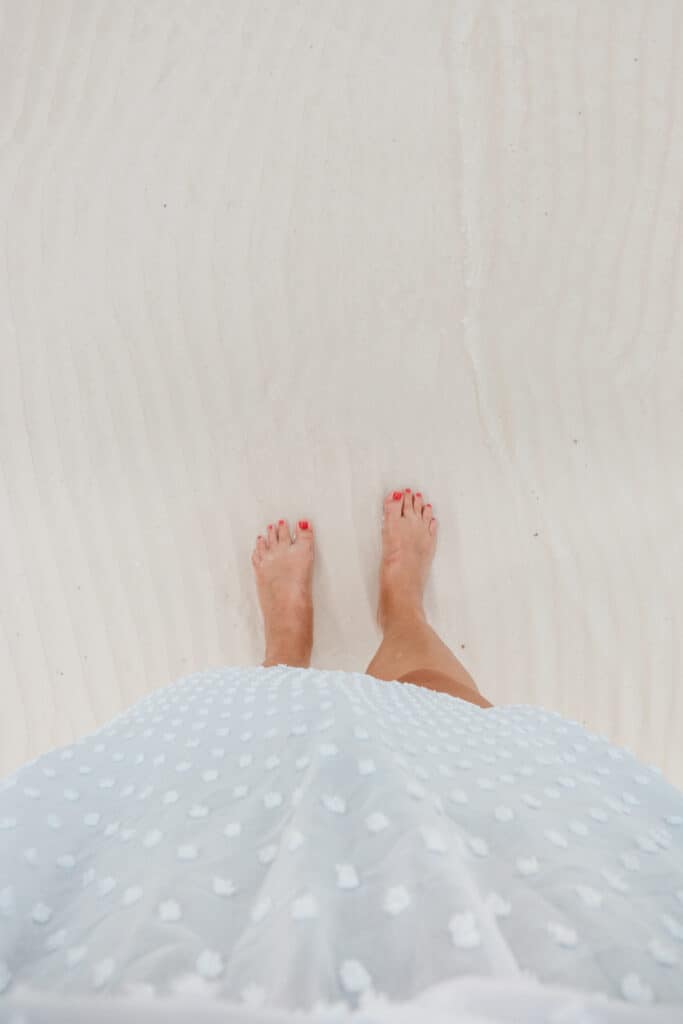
[365,488,492,708]
[366,607,492,707]
[251,518,315,668]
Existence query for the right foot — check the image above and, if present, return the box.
[377,489,438,631]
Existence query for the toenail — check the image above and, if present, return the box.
[392,491,402,500]
[405,488,411,492]
[298,520,309,530]
[278,519,285,524]
[416,492,422,497]
[425,504,432,508]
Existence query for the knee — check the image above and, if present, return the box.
[397,669,492,708]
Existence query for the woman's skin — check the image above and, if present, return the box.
[251,487,492,708]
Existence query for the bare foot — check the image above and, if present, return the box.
[251,518,314,668]
[377,489,438,631]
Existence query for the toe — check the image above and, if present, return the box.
[295,519,313,542]
[252,535,266,563]
[266,523,276,548]
[277,519,290,543]
[422,502,433,523]
[402,488,415,516]
[413,491,424,516]
[384,490,404,520]
[429,515,438,537]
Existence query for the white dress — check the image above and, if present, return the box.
[1,665,682,1024]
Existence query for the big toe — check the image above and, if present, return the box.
[383,490,404,520]
[295,520,314,544]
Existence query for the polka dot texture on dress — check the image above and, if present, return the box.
[0,665,682,1013]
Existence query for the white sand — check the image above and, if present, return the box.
[0,1,681,786]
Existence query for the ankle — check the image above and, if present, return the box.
[263,651,311,668]
[379,600,427,635]
[263,655,310,668]
[263,634,312,668]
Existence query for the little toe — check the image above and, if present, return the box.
[429,515,438,536]
[253,535,266,563]
[277,519,290,543]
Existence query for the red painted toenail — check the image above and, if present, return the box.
[278,519,285,524]
[405,488,411,492]
[298,520,309,530]
[416,492,422,497]
[425,504,432,508]
[392,491,402,500]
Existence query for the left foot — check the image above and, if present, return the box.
[251,519,314,667]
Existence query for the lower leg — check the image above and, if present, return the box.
[365,607,491,707]
[365,487,492,708]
